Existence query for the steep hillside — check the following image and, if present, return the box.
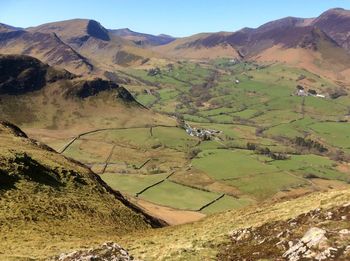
[0,54,74,94]
[0,121,161,260]
[155,12,350,59]
[312,8,350,52]
[118,188,350,260]
[218,202,350,260]
[154,9,350,82]
[0,54,171,131]
[154,32,241,59]
[28,19,111,46]
[254,27,350,82]
[0,29,93,75]
[28,19,166,68]
[0,22,22,32]
[110,28,175,46]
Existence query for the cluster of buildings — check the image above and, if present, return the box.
[184,123,222,140]
[295,87,326,98]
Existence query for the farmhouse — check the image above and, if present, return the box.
[295,86,326,98]
[184,123,222,140]
[296,89,307,96]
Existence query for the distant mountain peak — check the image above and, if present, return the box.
[0,23,22,32]
[110,28,175,46]
[86,19,110,41]
[326,7,346,12]
[318,7,350,17]
[28,18,110,42]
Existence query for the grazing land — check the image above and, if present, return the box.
[50,59,350,221]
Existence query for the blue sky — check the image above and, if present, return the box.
[1,0,350,37]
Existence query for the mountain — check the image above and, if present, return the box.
[0,54,131,98]
[28,19,165,68]
[154,32,241,59]
[154,8,350,81]
[0,27,93,74]
[110,28,176,46]
[0,53,74,95]
[1,9,350,73]
[0,120,164,259]
[0,22,22,32]
[0,54,167,130]
[155,9,350,58]
[28,19,111,46]
[312,8,350,51]
[0,19,168,78]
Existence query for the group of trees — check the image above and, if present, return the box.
[246,142,289,160]
[147,67,161,76]
[294,137,328,153]
[186,148,202,160]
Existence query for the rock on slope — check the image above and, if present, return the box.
[116,188,350,260]
[218,202,350,260]
[52,242,134,261]
[0,121,162,259]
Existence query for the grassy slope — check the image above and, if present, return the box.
[0,122,154,260]
[120,187,350,260]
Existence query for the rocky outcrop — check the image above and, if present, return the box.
[0,120,28,138]
[283,227,331,261]
[69,78,120,98]
[53,242,135,261]
[218,203,350,260]
[66,78,136,102]
[0,54,74,95]
[0,54,47,94]
[0,54,137,102]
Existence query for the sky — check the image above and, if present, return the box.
[1,0,350,37]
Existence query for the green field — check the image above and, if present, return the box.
[192,149,278,180]
[224,171,307,200]
[309,122,350,148]
[61,60,350,215]
[101,173,169,195]
[152,126,198,150]
[84,128,153,147]
[139,180,220,210]
[200,195,253,214]
[63,139,113,163]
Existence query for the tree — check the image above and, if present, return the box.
[308,89,317,95]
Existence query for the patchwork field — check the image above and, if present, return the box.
[40,59,350,223]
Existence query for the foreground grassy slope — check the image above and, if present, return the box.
[0,121,157,260]
[120,187,350,260]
